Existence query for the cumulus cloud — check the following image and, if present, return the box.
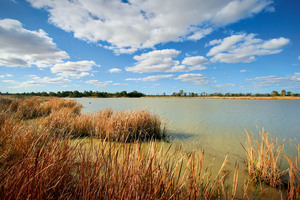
[125,49,183,73]
[212,0,273,26]
[2,75,70,88]
[51,61,98,78]
[27,0,273,53]
[126,49,208,73]
[247,73,300,88]
[207,33,290,63]
[0,19,69,67]
[109,68,122,73]
[174,73,216,85]
[182,56,209,65]
[187,28,213,40]
[126,74,174,82]
[207,34,245,56]
[85,80,113,87]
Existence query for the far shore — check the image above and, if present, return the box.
[141,96,300,100]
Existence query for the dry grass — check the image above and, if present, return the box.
[0,96,166,142]
[0,102,239,199]
[242,129,286,188]
[3,96,300,199]
[286,142,300,199]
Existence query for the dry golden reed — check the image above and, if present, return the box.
[242,128,286,188]
[2,96,300,199]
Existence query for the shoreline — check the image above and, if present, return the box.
[142,96,300,100]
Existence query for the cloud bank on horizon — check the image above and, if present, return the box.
[0,0,299,94]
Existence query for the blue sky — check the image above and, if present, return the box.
[0,0,299,95]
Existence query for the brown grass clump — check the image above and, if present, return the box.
[242,129,286,188]
[40,108,167,142]
[0,111,239,199]
[286,142,300,199]
[91,109,167,142]
[0,96,165,142]
[0,96,82,120]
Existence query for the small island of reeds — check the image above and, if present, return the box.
[0,96,299,199]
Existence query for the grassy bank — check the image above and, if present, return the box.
[0,96,299,199]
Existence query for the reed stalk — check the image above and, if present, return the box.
[242,128,286,188]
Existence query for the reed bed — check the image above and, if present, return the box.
[0,96,165,141]
[242,129,286,188]
[0,110,238,199]
[2,96,300,199]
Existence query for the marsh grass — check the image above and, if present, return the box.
[2,96,300,199]
[0,118,238,199]
[242,129,286,188]
[0,96,165,141]
[286,141,300,199]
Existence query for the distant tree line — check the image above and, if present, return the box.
[0,90,145,98]
[1,89,299,98]
[152,89,300,97]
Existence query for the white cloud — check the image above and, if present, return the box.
[182,56,209,65]
[298,56,300,60]
[30,75,71,83]
[0,19,69,67]
[2,75,70,89]
[125,49,183,73]
[207,34,245,56]
[261,37,290,49]
[3,80,42,88]
[126,74,174,82]
[187,28,213,40]
[187,65,208,71]
[109,68,122,73]
[126,49,209,73]
[174,73,216,85]
[113,83,128,86]
[207,33,290,63]
[247,73,300,88]
[214,83,237,89]
[0,73,13,78]
[51,61,98,78]
[240,69,250,72]
[212,0,273,26]
[27,0,273,53]
[85,80,113,87]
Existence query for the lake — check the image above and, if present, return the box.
[72,97,300,194]
[74,98,300,161]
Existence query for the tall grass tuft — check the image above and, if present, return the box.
[286,142,300,199]
[242,129,286,188]
[0,96,165,142]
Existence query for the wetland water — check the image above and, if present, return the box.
[74,98,300,158]
[74,97,300,193]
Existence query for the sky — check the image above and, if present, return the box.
[0,0,300,95]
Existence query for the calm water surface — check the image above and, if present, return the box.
[74,98,300,159]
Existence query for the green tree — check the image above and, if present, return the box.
[271,91,279,96]
[281,90,286,96]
